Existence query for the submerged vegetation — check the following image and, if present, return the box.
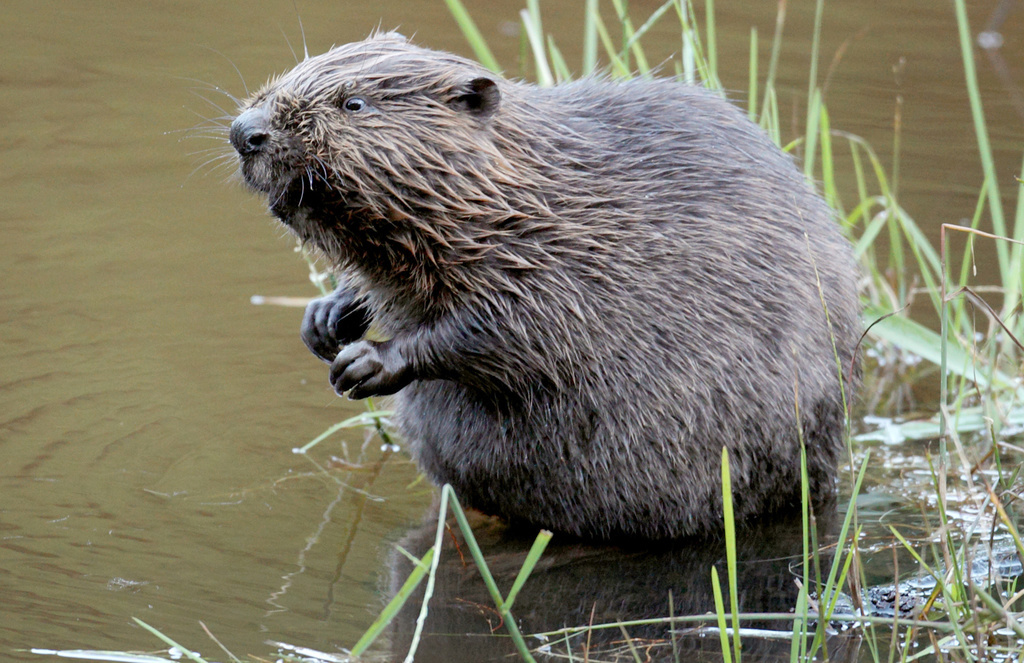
[37,0,1023,662]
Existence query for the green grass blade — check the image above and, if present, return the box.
[399,485,455,662]
[447,488,539,663]
[676,0,717,88]
[789,588,808,662]
[131,619,209,663]
[864,303,1018,390]
[676,0,696,83]
[582,0,599,75]
[819,105,841,214]
[806,0,824,108]
[970,582,1024,640]
[953,0,1009,275]
[798,444,816,658]
[761,86,780,144]
[546,36,571,83]
[521,4,554,86]
[802,88,822,179]
[821,456,870,620]
[955,185,989,292]
[505,530,553,612]
[592,11,630,77]
[622,1,675,60]
[710,567,734,663]
[446,489,507,607]
[1009,152,1024,337]
[617,624,645,663]
[761,0,786,123]
[848,139,872,230]
[350,547,435,657]
[609,0,651,74]
[850,198,887,257]
[28,651,176,663]
[721,447,741,663]
[704,0,717,81]
[444,0,501,73]
[748,26,758,121]
[293,409,394,454]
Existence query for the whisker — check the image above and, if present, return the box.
[309,155,330,184]
[185,145,234,160]
[175,128,231,141]
[196,44,250,98]
[184,151,237,183]
[175,76,243,106]
[187,89,238,119]
[293,0,310,60]
[177,112,233,133]
[269,187,287,209]
[280,24,299,65]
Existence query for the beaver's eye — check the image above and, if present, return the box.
[344,97,366,112]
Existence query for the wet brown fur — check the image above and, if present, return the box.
[230,32,861,540]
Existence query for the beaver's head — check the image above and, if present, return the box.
[229,32,506,254]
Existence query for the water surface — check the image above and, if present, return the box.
[2,0,1022,660]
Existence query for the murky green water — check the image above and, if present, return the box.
[2,1,1022,661]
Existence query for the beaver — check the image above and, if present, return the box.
[228,31,861,540]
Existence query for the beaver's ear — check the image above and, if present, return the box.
[449,77,500,118]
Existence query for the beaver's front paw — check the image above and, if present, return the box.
[300,287,372,363]
[330,340,413,399]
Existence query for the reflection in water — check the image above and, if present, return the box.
[265,447,399,622]
[266,481,349,618]
[979,0,1024,124]
[382,505,860,662]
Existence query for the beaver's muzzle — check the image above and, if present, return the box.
[230,107,272,156]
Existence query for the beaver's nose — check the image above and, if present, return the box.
[230,107,271,156]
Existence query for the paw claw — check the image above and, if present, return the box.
[300,286,371,363]
[328,340,411,398]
